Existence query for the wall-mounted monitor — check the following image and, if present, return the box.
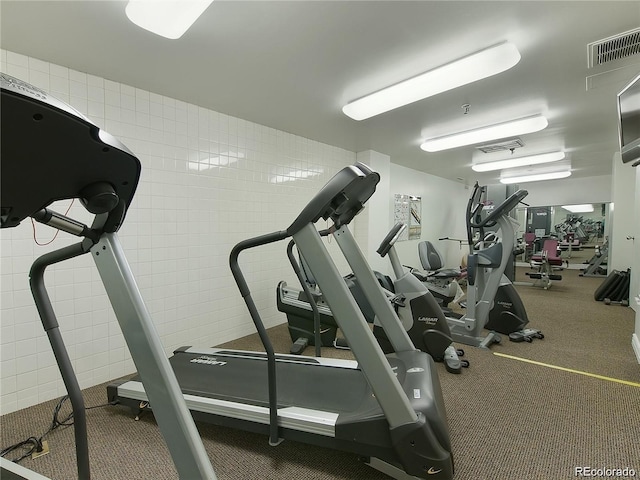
[617,72,640,167]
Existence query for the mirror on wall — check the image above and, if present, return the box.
[514,203,610,247]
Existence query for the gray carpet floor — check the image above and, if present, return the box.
[2,263,638,480]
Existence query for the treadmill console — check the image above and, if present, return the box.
[0,73,141,231]
[287,163,380,235]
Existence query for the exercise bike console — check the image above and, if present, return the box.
[376,222,405,257]
[469,189,528,230]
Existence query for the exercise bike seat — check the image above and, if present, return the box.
[418,241,463,279]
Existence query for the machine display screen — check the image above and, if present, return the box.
[617,72,640,166]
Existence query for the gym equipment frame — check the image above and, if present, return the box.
[1,73,217,480]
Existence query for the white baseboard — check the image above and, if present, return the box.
[633,333,640,364]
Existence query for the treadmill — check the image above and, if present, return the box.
[109,163,454,479]
[1,73,216,479]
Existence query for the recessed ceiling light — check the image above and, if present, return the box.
[421,114,548,152]
[472,151,565,172]
[342,42,521,121]
[125,0,214,39]
[500,169,571,184]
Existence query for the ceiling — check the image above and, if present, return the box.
[2,1,639,186]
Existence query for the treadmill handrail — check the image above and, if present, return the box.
[29,241,93,480]
[229,229,290,445]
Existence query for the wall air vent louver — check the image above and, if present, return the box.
[476,138,525,154]
[588,27,640,68]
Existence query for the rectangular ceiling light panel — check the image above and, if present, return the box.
[343,42,521,121]
[472,151,565,172]
[421,115,548,152]
[126,0,214,39]
[499,170,571,184]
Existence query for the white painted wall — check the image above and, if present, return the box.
[517,175,612,207]
[608,152,639,365]
[0,50,358,414]
[633,164,640,363]
[388,164,470,275]
[609,153,636,274]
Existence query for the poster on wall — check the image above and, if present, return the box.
[393,194,422,240]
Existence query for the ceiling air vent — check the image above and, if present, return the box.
[476,138,525,154]
[588,27,640,68]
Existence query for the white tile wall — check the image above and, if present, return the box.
[0,50,358,414]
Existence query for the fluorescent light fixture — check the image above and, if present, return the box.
[126,0,214,39]
[472,151,565,172]
[421,114,548,152]
[500,170,571,184]
[342,42,521,121]
[562,204,594,213]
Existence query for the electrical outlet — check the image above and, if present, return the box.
[32,441,49,459]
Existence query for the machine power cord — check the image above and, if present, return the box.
[0,395,117,464]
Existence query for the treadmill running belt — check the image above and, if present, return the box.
[162,350,378,414]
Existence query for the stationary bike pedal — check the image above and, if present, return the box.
[443,351,469,372]
[290,337,308,355]
[444,358,462,374]
[509,329,544,343]
[508,332,527,342]
[443,346,464,374]
[522,328,544,339]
